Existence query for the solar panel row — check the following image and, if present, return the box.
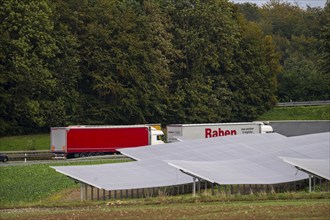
[52,132,329,190]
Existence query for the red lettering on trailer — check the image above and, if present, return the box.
[205,128,237,138]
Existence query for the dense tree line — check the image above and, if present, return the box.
[0,0,328,136]
[238,0,330,102]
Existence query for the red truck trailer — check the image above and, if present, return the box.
[51,125,164,158]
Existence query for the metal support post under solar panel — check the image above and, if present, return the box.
[193,177,196,197]
[80,183,87,201]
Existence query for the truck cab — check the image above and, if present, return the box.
[260,124,273,133]
[150,127,165,145]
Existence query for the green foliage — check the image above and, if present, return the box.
[260,0,306,38]
[0,0,59,135]
[261,1,328,102]
[229,19,280,121]
[164,0,237,123]
[319,3,330,75]
[2,0,326,136]
[237,3,261,22]
[276,35,329,101]
[165,0,278,123]
[54,0,176,125]
[238,1,329,102]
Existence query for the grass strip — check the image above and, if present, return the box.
[0,159,131,207]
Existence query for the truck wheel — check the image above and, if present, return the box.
[3,157,8,162]
[80,153,88,158]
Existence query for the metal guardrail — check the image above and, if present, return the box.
[1,150,50,154]
[2,150,52,161]
[277,100,330,107]
[1,150,129,162]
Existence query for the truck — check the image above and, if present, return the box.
[51,125,164,158]
[167,122,273,143]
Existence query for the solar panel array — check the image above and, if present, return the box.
[52,132,329,190]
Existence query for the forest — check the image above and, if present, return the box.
[1,0,329,136]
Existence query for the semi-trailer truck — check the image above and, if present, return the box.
[167,122,273,143]
[51,125,164,158]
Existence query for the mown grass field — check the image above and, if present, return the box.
[0,159,131,207]
[0,134,49,151]
[258,105,330,120]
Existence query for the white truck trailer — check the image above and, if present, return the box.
[167,122,273,143]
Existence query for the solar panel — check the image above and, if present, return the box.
[167,158,307,184]
[51,160,192,190]
[280,157,330,180]
[52,132,329,190]
[121,133,289,161]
